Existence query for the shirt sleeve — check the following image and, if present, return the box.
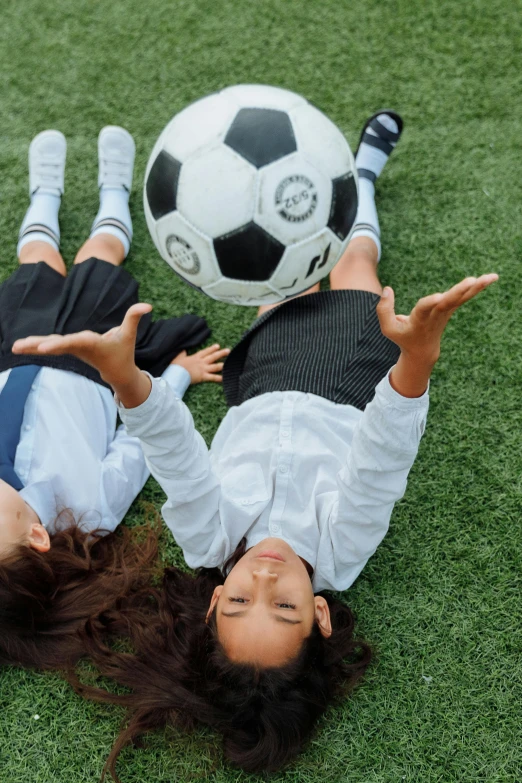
[320,370,429,588]
[96,423,151,532]
[161,363,191,398]
[117,377,227,568]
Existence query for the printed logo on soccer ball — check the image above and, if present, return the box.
[275,174,318,223]
[166,235,201,275]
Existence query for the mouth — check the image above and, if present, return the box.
[256,551,286,562]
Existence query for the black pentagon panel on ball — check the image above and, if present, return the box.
[328,172,358,241]
[214,222,285,281]
[146,150,181,220]
[224,108,297,168]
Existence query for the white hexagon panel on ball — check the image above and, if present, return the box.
[159,93,238,164]
[255,153,333,246]
[155,211,221,290]
[290,102,356,180]
[177,144,258,239]
[203,277,281,306]
[219,84,307,112]
[270,229,342,300]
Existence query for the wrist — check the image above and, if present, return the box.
[390,351,436,398]
[110,366,153,409]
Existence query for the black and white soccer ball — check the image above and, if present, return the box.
[144,85,358,306]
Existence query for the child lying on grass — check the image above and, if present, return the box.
[0,125,225,670]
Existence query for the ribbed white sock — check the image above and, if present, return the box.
[17,190,61,256]
[351,113,401,262]
[90,186,132,257]
[351,178,381,260]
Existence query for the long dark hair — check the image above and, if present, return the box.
[0,512,159,670]
[73,542,372,779]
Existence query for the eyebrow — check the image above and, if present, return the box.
[221,611,302,625]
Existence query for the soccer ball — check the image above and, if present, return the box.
[144,85,358,306]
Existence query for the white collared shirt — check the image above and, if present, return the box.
[0,364,190,533]
[119,371,429,592]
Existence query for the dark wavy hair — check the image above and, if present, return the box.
[0,512,159,670]
[72,541,372,780]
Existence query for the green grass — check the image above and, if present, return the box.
[1,0,521,780]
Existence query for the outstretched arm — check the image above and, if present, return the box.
[13,306,231,567]
[320,273,498,588]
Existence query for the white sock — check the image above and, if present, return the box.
[351,178,381,260]
[355,114,399,181]
[17,190,61,256]
[352,113,400,261]
[90,186,132,257]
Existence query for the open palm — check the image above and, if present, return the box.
[377,274,498,363]
[12,303,152,386]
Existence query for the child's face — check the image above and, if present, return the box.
[207,538,332,667]
[0,480,50,557]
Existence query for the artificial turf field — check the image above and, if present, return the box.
[0,0,521,781]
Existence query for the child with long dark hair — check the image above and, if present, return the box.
[14,112,498,773]
[0,126,227,670]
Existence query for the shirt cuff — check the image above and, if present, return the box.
[116,373,165,421]
[376,368,430,409]
[161,364,191,398]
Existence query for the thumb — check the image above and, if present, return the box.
[121,303,153,340]
[376,287,397,335]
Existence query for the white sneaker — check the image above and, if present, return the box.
[98,126,135,191]
[29,130,66,196]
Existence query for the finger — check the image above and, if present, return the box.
[207,348,230,361]
[376,287,397,334]
[121,303,153,341]
[198,343,221,357]
[35,331,100,356]
[206,362,225,373]
[204,373,223,383]
[432,273,498,313]
[12,334,63,354]
[415,292,445,314]
[448,273,499,308]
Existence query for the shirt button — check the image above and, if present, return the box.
[270,525,281,534]
[279,465,288,474]
[281,430,290,438]
[31,384,37,391]
[24,425,31,431]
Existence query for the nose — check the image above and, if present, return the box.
[252,568,278,582]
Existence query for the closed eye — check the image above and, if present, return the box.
[276,602,296,610]
[229,597,249,603]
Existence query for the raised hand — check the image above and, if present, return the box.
[12,303,153,407]
[172,344,231,384]
[376,274,498,397]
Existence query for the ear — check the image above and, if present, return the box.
[205,585,223,623]
[314,596,332,638]
[28,522,50,553]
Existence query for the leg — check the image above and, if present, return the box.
[75,126,135,266]
[74,232,125,266]
[17,130,67,276]
[330,110,404,294]
[257,283,320,318]
[19,240,66,276]
[329,236,381,294]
